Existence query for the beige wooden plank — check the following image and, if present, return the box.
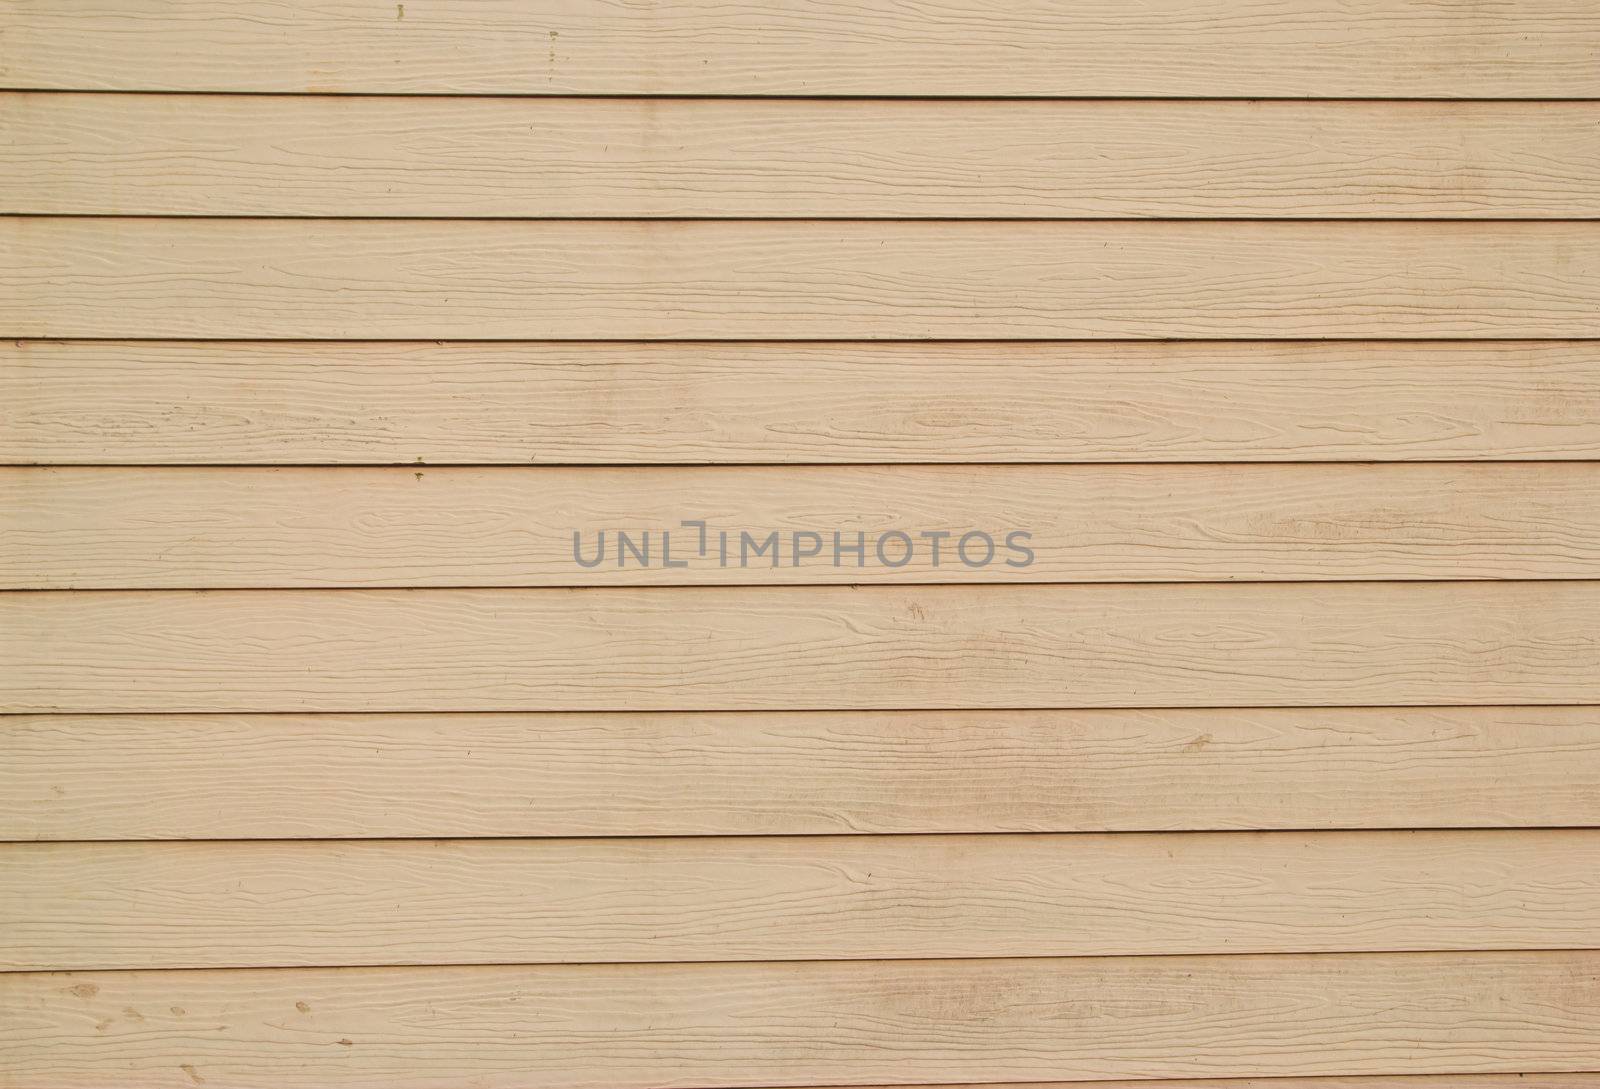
[7,220,1598,340]
[6,340,1597,466]
[5,830,1596,970]
[2,0,1596,97]
[734,1080,1600,1089]
[3,952,1597,1087]
[3,583,1596,714]
[6,707,1600,841]
[8,95,1599,219]
[6,464,1600,588]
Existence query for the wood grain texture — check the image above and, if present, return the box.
[6,463,1599,588]
[3,0,1596,97]
[5,830,1596,970]
[3,582,1597,714]
[8,95,1599,219]
[7,707,1597,841]
[7,341,1598,466]
[3,952,1597,1087]
[7,219,1599,340]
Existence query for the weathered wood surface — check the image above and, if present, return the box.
[8,341,1597,465]
[7,707,1597,841]
[4,583,1596,713]
[9,95,1599,218]
[5,830,1596,969]
[2,952,1597,1088]
[3,0,1596,97]
[6,463,1598,587]
[8,220,1599,340]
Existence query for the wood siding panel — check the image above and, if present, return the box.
[3,1,1596,97]
[8,95,1599,219]
[8,220,1600,340]
[721,1079,1600,1089]
[7,340,1598,466]
[6,463,1600,588]
[5,830,1597,969]
[7,6,1599,1085]
[2,952,1597,1087]
[0,1077,1580,1089]
[6,707,1598,841]
[3,582,1596,713]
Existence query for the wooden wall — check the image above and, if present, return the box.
[2,2,1598,1087]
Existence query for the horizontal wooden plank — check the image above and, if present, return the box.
[3,1,1596,97]
[4,830,1595,970]
[6,340,1598,465]
[7,220,1598,340]
[3,583,1596,713]
[3,952,1596,1087]
[731,1080,1600,1089]
[21,463,1600,585]
[6,707,1600,840]
[8,463,1599,588]
[8,95,1599,218]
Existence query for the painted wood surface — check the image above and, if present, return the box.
[8,95,1599,218]
[7,463,1598,587]
[3,0,1596,97]
[7,707,1597,841]
[734,1080,1600,1089]
[8,340,1597,466]
[5,830,1596,969]
[726,1079,1600,1089]
[2,952,1597,1088]
[8,219,1600,340]
[4,582,1597,713]
[9,5,1600,1085]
